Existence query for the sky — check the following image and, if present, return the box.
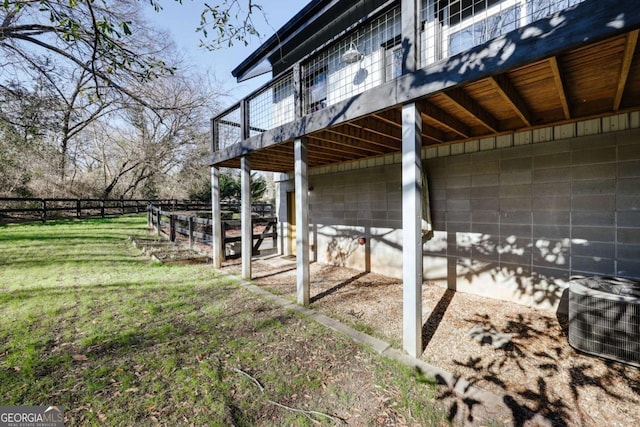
[145,0,310,101]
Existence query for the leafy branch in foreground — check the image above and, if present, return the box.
[1,0,174,109]
[1,1,263,104]
[197,0,264,49]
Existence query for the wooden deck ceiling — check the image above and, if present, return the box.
[217,29,640,173]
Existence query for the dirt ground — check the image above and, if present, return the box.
[220,256,640,427]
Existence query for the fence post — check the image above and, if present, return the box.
[169,214,176,242]
[156,210,161,236]
[120,197,125,215]
[147,205,152,229]
[100,200,105,217]
[41,199,47,222]
[76,199,81,218]
[188,216,194,250]
[220,220,226,261]
[272,217,278,250]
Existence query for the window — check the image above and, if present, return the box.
[387,47,403,81]
[448,4,520,56]
[421,0,585,64]
[382,35,403,81]
[306,69,327,113]
[527,0,583,22]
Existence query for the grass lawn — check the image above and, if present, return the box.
[0,216,450,426]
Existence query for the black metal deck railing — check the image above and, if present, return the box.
[211,0,585,154]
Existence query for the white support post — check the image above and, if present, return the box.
[402,102,423,357]
[241,156,252,279]
[211,166,223,268]
[294,138,310,306]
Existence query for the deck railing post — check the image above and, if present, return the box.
[293,62,302,119]
[401,0,420,74]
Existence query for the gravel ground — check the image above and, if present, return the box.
[220,256,640,427]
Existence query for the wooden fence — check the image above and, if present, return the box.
[0,197,278,261]
[0,197,276,223]
[147,205,277,260]
[0,198,212,223]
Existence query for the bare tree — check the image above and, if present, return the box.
[76,72,221,199]
[0,0,259,198]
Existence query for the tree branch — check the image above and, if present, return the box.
[231,367,346,425]
[8,32,161,113]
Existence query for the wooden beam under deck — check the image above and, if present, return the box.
[440,88,500,133]
[548,56,571,120]
[309,133,382,158]
[323,128,390,153]
[419,101,470,138]
[614,29,639,111]
[488,75,534,127]
[267,143,349,164]
[249,157,292,171]
[347,117,401,142]
[372,109,446,144]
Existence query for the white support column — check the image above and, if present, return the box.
[241,156,252,279]
[294,138,310,306]
[402,102,423,357]
[211,166,223,268]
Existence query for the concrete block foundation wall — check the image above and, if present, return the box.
[276,114,640,312]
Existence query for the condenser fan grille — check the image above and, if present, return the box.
[568,277,640,367]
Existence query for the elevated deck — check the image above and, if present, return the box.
[211,0,640,172]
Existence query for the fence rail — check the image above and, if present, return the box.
[0,198,212,223]
[147,205,277,261]
[1,198,278,262]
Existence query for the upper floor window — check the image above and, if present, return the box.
[422,0,585,64]
[448,2,520,56]
[306,69,327,113]
[382,35,403,82]
[528,0,584,21]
